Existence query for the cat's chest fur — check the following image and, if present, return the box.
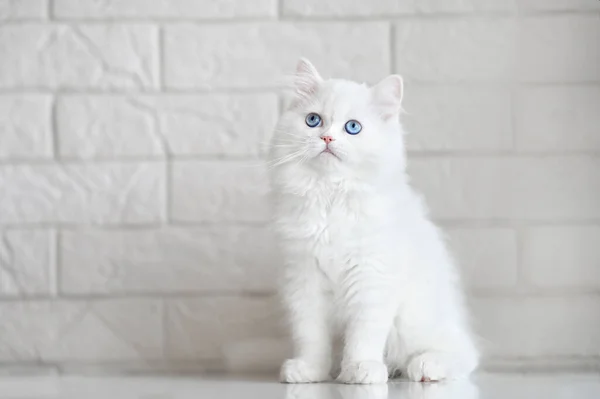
[275,179,386,283]
[280,182,360,234]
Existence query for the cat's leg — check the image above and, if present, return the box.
[336,265,397,384]
[384,324,406,379]
[395,288,478,382]
[280,259,333,383]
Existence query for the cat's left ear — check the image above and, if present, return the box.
[371,75,404,120]
[294,58,323,99]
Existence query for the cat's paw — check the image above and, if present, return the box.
[406,352,450,382]
[337,361,388,384]
[280,358,331,383]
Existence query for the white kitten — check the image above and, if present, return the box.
[269,59,478,384]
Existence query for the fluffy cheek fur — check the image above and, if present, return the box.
[271,89,396,178]
[272,59,479,385]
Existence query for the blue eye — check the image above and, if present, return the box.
[305,113,322,128]
[345,120,362,135]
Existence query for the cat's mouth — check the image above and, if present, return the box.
[320,148,340,159]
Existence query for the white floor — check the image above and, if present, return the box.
[0,373,599,399]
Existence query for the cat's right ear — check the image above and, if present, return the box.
[294,58,322,99]
[371,75,404,120]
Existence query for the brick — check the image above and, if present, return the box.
[517,16,600,83]
[283,0,514,16]
[283,0,415,16]
[0,230,53,295]
[144,94,277,157]
[0,95,52,160]
[0,163,165,224]
[59,226,280,294]
[164,23,389,89]
[0,24,158,89]
[516,86,600,151]
[0,299,162,361]
[473,297,600,358]
[165,296,285,362]
[54,0,276,18]
[57,94,278,158]
[395,19,516,82]
[0,0,47,20]
[404,86,512,151]
[396,16,600,83]
[446,228,518,290]
[171,161,268,223]
[416,0,516,13]
[523,226,600,289]
[56,96,159,158]
[408,157,600,221]
[222,337,290,373]
[517,0,600,11]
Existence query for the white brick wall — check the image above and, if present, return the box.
[0,0,598,373]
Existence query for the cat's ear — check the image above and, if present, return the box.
[371,75,404,120]
[294,58,322,99]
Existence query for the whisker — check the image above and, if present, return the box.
[270,145,303,149]
[295,152,309,167]
[279,132,308,139]
[272,140,309,145]
[263,137,307,144]
[266,150,307,169]
[264,151,300,165]
[239,159,271,168]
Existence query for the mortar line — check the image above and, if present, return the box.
[2,219,600,231]
[157,24,172,224]
[0,291,277,302]
[161,298,167,360]
[2,150,600,166]
[49,228,59,296]
[50,95,59,159]
[389,23,396,74]
[8,9,595,24]
[0,289,599,303]
[0,81,598,95]
[164,160,171,224]
[509,85,519,151]
[157,25,165,92]
[514,226,529,292]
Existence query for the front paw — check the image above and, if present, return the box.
[280,358,331,383]
[337,361,388,384]
[406,352,449,382]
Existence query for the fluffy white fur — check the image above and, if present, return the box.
[269,59,478,385]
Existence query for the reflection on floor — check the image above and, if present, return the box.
[0,372,599,399]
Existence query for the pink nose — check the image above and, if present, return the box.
[321,136,335,144]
